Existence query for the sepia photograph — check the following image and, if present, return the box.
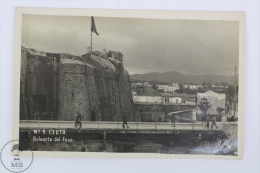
[14,8,244,158]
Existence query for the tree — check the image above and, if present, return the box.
[151,84,158,91]
[197,98,212,116]
[225,85,234,103]
[184,87,197,94]
[216,107,225,115]
[197,87,206,93]
[179,83,184,93]
[175,83,184,93]
[220,82,229,87]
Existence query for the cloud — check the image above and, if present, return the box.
[22,15,239,76]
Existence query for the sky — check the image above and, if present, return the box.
[22,14,239,76]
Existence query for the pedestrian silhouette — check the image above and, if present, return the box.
[171,113,176,129]
[75,112,83,128]
[211,115,219,129]
[204,116,210,129]
[122,112,129,128]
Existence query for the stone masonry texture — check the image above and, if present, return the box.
[20,47,134,121]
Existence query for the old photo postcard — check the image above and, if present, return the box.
[13,8,244,159]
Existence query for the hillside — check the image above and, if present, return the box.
[130,71,234,85]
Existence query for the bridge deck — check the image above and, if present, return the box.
[20,121,224,133]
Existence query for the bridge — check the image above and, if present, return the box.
[20,120,233,133]
[19,121,237,151]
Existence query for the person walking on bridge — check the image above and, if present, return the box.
[211,115,219,130]
[204,116,210,129]
[75,112,83,128]
[171,113,176,129]
[122,112,129,129]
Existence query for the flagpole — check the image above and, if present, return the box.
[234,66,236,117]
[91,30,92,52]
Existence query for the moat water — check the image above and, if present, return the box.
[20,131,238,156]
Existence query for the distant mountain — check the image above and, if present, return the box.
[130,71,234,85]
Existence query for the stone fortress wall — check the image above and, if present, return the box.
[20,47,134,121]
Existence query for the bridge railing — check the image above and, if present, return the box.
[20,112,230,131]
[20,118,228,131]
[21,113,193,122]
[20,112,59,121]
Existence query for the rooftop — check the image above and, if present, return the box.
[158,92,196,98]
[134,85,161,96]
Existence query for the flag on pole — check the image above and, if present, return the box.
[91,16,99,36]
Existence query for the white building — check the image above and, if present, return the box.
[133,95,182,104]
[143,82,149,86]
[157,85,168,91]
[133,96,163,103]
[197,90,225,115]
[165,86,178,92]
[172,83,179,88]
[168,97,182,104]
[157,84,179,93]
[184,84,202,90]
[183,84,189,89]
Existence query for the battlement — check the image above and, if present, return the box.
[107,51,123,64]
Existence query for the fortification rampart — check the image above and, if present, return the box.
[20,47,134,121]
